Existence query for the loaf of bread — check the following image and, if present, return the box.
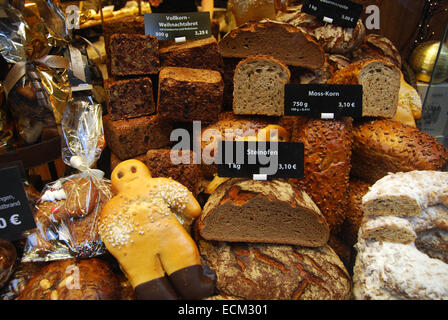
[109,33,160,77]
[199,112,290,178]
[19,258,121,300]
[157,66,224,123]
[198,239,351,300]
[362,171,448,217]
[276,5,366,55]
[198,178,330,247]
[218,19,325,70]
[340,178,371,247]
[159,37,223,72]
[353,239,448,300]
[352,34,402,68]
[104,77,156,121]
[328,59,401,118]
[290,117,353,233]
[351,120,448,184]
[0,239,16,289]
[103,114,173,160]
[233,56,290,116]
[416,229,448,264]
[222,57,241,109]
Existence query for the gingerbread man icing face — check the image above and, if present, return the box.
[99,159,215,299]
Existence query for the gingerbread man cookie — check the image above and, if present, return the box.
[99,160,215,300]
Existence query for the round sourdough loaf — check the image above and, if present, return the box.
[198,239,352,300]
[198,178,330,247]
[276,5,366,55]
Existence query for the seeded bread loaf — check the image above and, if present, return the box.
[290,117,353,233]
[198,178,330,247]
[351,120,448,184]
[103,114,173,160]
[198,239,351,300]
[159,37,223,73]
[218,19,325,70]
[328,59,400,118]
[276,5,366,55]
[157,66,224,123]
[233,55,290,116]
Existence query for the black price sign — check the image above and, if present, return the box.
[301,0,363,28]
[145,12,211,41]
[0,166,36,241]
[218,141,304,180]
[284,84,363,119]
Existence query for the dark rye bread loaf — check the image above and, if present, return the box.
[351,119,448,183]
[198,239,351,300]
[289,117,353,233]
[352,34,402,68]
[218,19,325,70]
[159,36,224,73]
[198,179,330,247]
[327,59,401,118]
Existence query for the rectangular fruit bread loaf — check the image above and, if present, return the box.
[103,114,172,160]
[104,77,155,121]
[198,178,330,247]
[109,33,160,77]
[157,66,224,123]
[233,55,290,116]
[327,59,401,118]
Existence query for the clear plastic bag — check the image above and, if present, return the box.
[22,95,112,262]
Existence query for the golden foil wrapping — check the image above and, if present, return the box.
[410,40,448,84]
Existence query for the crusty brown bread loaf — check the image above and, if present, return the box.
[199,178,330,247]
[340,178,371,247]
[328,59,401,118]
[0,239,16,288]
[233,55,290,116]
[351,119,448,183]
[352,34,402,68]
[276,5,366,55]
[218,19,325,70]
[290,117,353,233]
[19,258,120,300]
[199,112,290,178]
[198,239,351,300]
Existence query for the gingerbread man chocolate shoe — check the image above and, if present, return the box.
[99,159,216,300]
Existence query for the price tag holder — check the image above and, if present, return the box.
[145,12,211,42]
[218,141,304,180]
[0,166,36,241]
[301,0,363,29]
[284,84,363,119]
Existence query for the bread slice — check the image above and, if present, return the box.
[328,59,401,118]
[198,178,330,247]
[219,19,325,69]
[233,56,290,116]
